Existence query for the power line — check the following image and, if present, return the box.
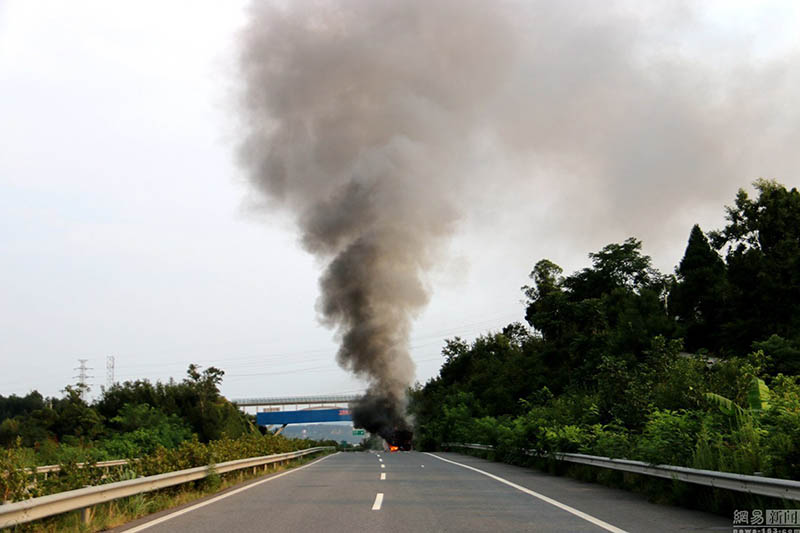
[110,326,503,374]
[222,355,444,379]
[6,312,523,391]
[107,311,522,370]
[110,329,499,382]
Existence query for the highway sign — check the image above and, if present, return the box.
[352,429,366,436]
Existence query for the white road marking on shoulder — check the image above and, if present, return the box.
[372,492,384,510]
[378,458,383,462]
[420,465,424,468]
[425,453,627,533]
[380,463,385,468]
[380,473,386,480]
[121,453,339,532]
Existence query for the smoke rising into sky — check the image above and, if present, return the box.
[237,0,519,430]
[0,1,797,400]
[236,0,799,429]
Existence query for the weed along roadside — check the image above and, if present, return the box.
[0,446,336,532]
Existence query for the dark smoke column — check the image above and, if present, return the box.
[236,0,514,437]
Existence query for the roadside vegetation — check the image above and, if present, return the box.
[3,448,330,533]
[1,364,253,465]
[0,365,337,503]
[410,180,800,510]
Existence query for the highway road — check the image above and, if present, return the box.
[114,451,731,533]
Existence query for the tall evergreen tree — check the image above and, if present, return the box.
[669,224,727,352]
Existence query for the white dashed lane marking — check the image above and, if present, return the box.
[380,473,386,480]
[372,493,384,510]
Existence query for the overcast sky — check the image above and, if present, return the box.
[1,1,799,401]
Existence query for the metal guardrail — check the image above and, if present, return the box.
[25,458,131,476]
[445,443,494,451]
[0,446,334,528]
[443,443,800,502]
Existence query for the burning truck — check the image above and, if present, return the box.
[352,392,413,451]
[386,429,413,451]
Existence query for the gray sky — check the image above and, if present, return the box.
[1,1,799,401]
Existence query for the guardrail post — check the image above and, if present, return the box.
[81,506,92,525]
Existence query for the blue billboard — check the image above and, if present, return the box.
[256,408,352,426]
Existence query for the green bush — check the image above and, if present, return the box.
[0,440,29,502]
[760,374,800,478]
[635,409,700,466]
[585,423,632,458]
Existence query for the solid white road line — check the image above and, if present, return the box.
[380,464,385,469]
[372,492,384,510]
[425,453,628,533]
[122,452,339,532]
[379,458,383,462]
[380,473,386,480]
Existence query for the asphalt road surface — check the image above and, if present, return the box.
[114,451,731,533]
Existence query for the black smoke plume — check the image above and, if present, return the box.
[236,1,799,434]
[236,0,515,432]
[351,390,410,440]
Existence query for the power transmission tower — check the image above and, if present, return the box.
[106,355,116,389]
[73,359,93,400]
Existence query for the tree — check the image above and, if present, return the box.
[105,403,193,455]
[50,386,105,441]
[669,224,727,352]
[564,238,660,300]
[96,365,252,443]
[711,179,800,356]
[523,239,672,388]
[753,335,800,376]
[523,259,568,343]
[0,391,46,423]
[185,364,225,396]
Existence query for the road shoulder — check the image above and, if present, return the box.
[429,452,731,533]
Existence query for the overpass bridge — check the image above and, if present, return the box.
[232,394,362,430]
[232,394,360,410]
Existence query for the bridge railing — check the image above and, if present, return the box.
[443,443,800,502]
[0,446,334,529]
[232,394,361,407]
